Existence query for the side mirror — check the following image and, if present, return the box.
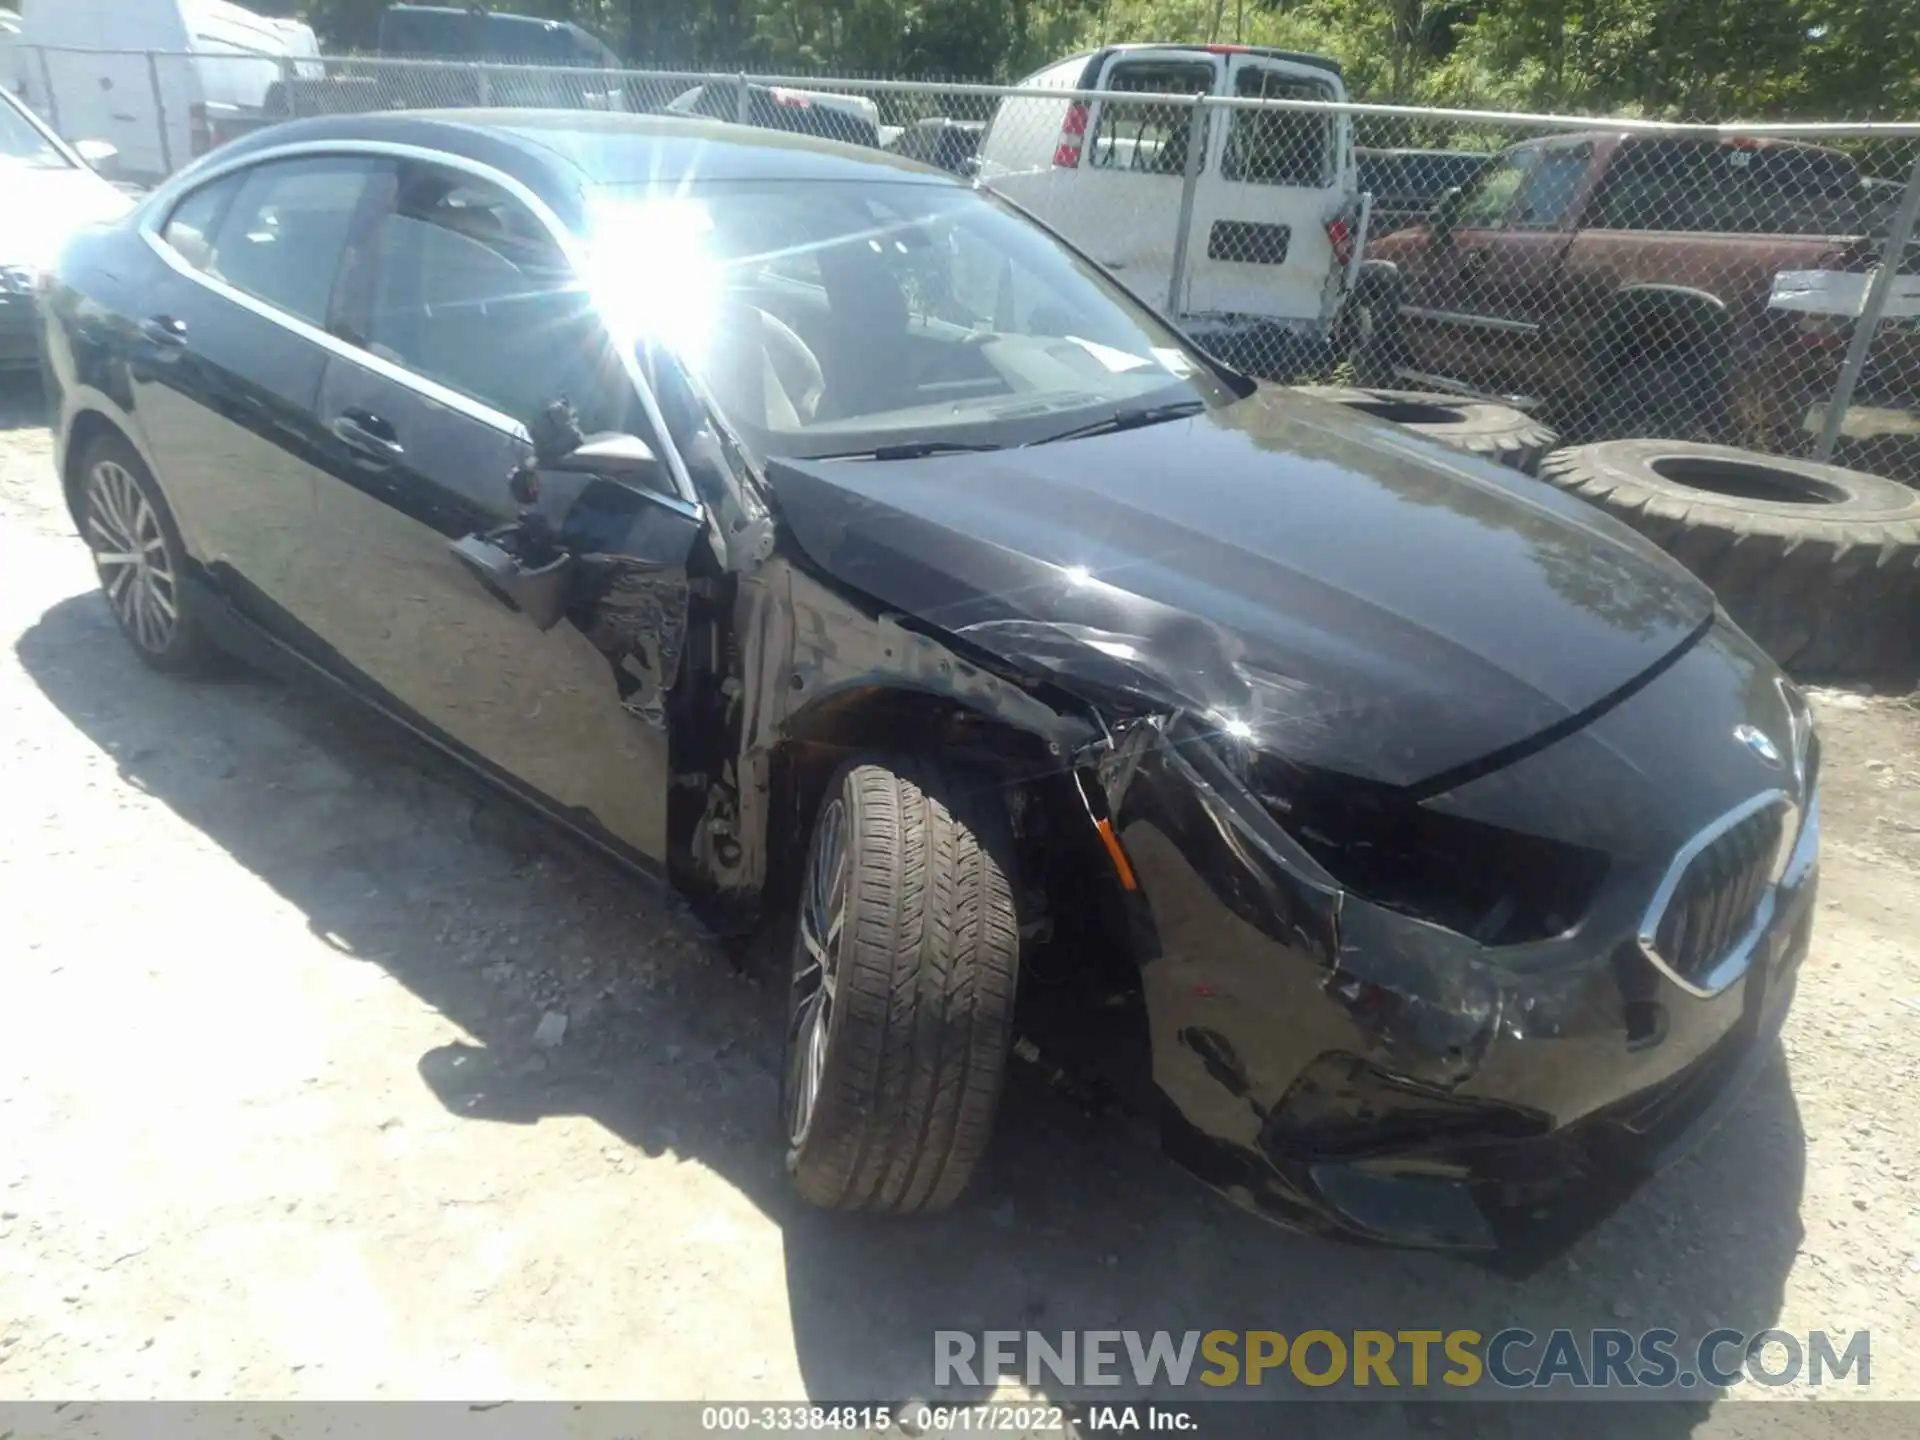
[1429,185,1464,247]
[511,429,669,505]
[75,138,119,171]
[548,431,663,482]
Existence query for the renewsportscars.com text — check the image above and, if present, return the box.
[933,1328,1870,1391]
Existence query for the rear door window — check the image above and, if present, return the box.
[173,156,388,327]
[1221,64,1337,188]
[161,173,242,272]
[1089,59,1215,176]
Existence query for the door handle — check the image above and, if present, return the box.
[331,409,405,462]
[140,314,187,347]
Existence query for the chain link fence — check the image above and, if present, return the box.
[13,44,1920,478]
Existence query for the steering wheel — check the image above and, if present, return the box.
[708,300,826,426]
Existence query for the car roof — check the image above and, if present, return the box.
[209,109,955,228]
[1504,130,1850,159]
[1103,42,1342,77]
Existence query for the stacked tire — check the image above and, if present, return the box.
[1540,441,1920,677]
[1296,385,1560,475]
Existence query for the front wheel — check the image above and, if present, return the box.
[782,754,1021,1214]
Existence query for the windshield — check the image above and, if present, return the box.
[585,179,1238,461]
[0,100,71,170]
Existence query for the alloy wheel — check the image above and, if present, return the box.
[787,796,848,1148]
[84,460,178,655]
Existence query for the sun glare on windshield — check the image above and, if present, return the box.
[586,195,725,369]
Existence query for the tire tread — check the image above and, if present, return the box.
[786,755,1019,1215]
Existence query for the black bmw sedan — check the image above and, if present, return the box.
[41,109,1819,1260]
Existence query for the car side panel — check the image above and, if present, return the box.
[126,263,330,621]
[306,353,692,865]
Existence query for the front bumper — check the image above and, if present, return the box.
[1160,862,1811,1271]
[1100,626,1818,1268]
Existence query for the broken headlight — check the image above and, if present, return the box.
[1246,752,1608,946]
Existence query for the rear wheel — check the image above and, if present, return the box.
[1348,285,1405,390]
[783,754,1020,1214]
[1581,299,1732,443]
[76,433,217,674]
[1586,356,1729,442]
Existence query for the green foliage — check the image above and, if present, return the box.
[290,0,1918,117]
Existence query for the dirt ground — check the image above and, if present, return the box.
[1,373,1918,1432]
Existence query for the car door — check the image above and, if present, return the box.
[34,44,164,181]
[133,154,392,634]
[1073,52,1221,300]
[305,157,702,866]
[1472,141,1597,394]
[1183,53,1350,325]
[1397,146,1540,383]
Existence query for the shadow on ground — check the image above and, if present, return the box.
[17,588,1810,1438]
[0,371,48,431]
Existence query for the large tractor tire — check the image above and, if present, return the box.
[1540,440,1920,676]
[1298,385,1561,475]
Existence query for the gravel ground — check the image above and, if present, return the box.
[0,374,1917,1433]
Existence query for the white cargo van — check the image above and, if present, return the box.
[17,0,323,183]
[977,44,1358,370]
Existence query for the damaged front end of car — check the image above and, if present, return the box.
[892,612,1816,1271]
[738,428,1817,1269]
[1056,670,1806,1273]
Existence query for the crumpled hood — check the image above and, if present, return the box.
[0,163,135,272]
[766,387,1714,787]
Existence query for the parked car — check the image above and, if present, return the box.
[977,44,1361,375]
[662,81,880,148]
[378,3,622,67]
[1356,146,1489,238]
[0,86,131,365]
[45,108,1819,1261]
[376,3,626,111]
[885,116,983,175]
[17,0,323,183]
[1356,132,1877,445]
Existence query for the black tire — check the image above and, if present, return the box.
[1347,283,1405,389]
[782,754,1020,1214]
[1540,440,1920,676]
[1585,355,1729,443]
[73,431,219,675]
[1297,385,1561,475]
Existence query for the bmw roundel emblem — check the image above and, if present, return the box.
[1735,723,1783,767]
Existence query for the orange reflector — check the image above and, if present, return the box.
[1094,817,1139,891]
